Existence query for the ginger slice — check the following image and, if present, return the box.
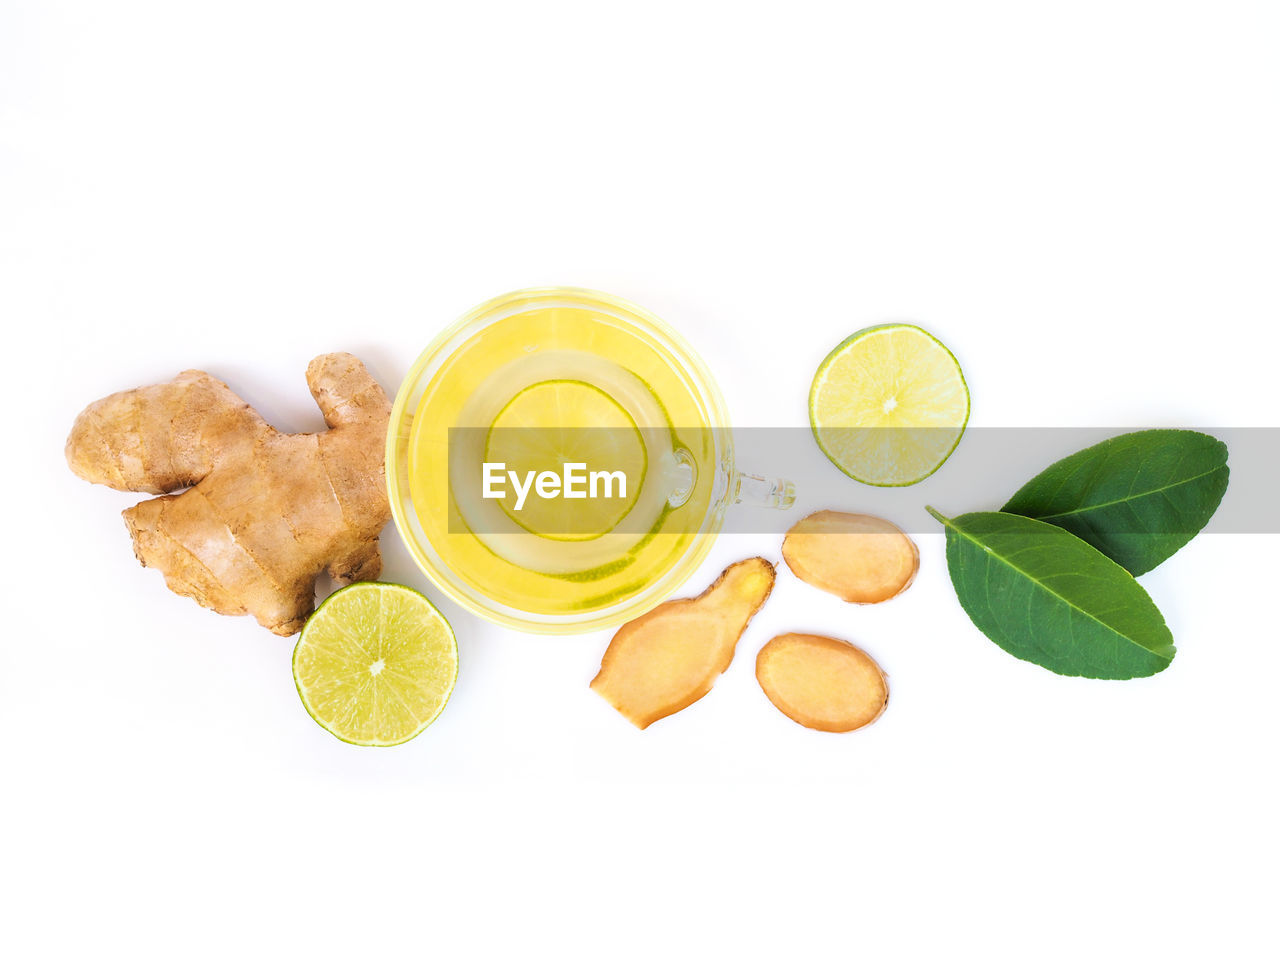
[66,353,391,636]
[782,510,918,603]
[756,633,888,732]
[590,558,775,729]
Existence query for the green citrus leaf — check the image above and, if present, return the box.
[928,509,1175,679]
[1001,429,1228,575]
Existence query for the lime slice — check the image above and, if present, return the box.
[809,324,969,486]
[484,379,647,540]
[293,582,457,746]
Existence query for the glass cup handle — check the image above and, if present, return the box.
[732,471,796,510]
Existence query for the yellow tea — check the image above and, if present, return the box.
[406,297,723,619]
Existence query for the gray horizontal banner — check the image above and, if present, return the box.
[444,427,1274,536]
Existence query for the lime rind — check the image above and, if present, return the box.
[808,323,970,487]
[293,582,458,747]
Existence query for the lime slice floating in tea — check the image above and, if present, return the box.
[809,324,969,486]
[293,582,458,746]
[484,379,647,540]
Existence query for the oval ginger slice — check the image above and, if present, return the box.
[756,633,888,732]
[591,557,776,729]
[782,510,918,603]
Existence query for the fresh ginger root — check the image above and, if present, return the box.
[782,510,918,604]
[590,558,775,729]
[756,633,888,733]
[66,353,392,636]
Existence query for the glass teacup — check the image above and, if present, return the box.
[387,287,794,633]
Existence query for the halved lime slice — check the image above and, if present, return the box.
[293,582,457,746]
[809,324,969,486]
[484,379,647,540]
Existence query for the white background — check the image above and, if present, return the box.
[3,2,1277,957]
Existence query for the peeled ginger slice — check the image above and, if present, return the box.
[756,633,888,733]
[782,510,918,603]
[590,558,776,729]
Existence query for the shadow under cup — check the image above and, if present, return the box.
[386,287,793,634]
